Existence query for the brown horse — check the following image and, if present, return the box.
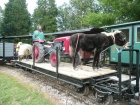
[69,29,127,70]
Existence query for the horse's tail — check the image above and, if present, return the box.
[69,33,81,69]
[74,34,80,57]
[69,34,80,57]
[69,45,73,57]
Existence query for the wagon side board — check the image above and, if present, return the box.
[0,43,14,60]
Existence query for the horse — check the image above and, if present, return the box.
[69,28,127,70]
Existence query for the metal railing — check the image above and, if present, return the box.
[117,48,140,101]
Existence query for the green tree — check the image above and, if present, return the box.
[71,0,117,27]
[33,0,57,33]
[0,6,3,35]
[57,0,112,31]
[81,11,115,27]
[57,3,80,31]
[69,0,97,28]
[98,0,140,23]
[1,0,31,36]
[70,0,95,15]
[58,0,140,31]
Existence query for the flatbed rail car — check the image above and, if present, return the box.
[13,47,140,105]
[14,59,117,88]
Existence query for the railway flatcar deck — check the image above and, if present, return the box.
[15,59,117,80]
[13,59,119,89]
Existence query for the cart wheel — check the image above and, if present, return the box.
[49,50,60,67]
[77,86,90,96]
[32,42,44,63]
[95,92,113,105]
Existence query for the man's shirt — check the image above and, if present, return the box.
[33,30,45,42]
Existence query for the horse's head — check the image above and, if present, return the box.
[113,30,127,47]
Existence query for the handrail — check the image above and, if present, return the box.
[118,48,140,101]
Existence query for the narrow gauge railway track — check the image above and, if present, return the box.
[1,62,130,105]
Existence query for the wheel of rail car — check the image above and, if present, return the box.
[32,42,44,63]
[78,86,90,96]
[49,49,60,67]
[95,92,113,105]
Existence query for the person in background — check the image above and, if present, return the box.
[32,25,45,43]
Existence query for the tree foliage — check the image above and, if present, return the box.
[57,0,140,31]
[1,0,31,36]
[0,6,3,35]
[70,0,95,15]
[81,11,115,27]
[57,3,81,31]
[1,0,140,39]
[33,0,58,33]
[57,0,115,31]
[98,0,140,23]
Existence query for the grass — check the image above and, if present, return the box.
[0,72,53,105]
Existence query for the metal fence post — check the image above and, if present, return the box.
[136,50,139,92]
[3,41,5,61]
[129,47,133,87]
[56,47,59,78]
[118,49,122,101]
[33,43,35,67]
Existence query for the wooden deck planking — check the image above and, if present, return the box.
[19,59,117,79]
